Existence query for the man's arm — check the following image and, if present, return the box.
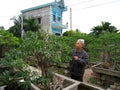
[73,50,89,65]
[73,50,88,65]
[77,53,89,65]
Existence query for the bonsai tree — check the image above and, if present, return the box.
[0,29,72,90]
[88,33,120,70]
[18,30,71,89]
[98,33,120,70]
[0,30,36,90]
[8,15,40,38]
[0,48,32,90]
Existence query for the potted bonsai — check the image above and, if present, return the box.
[0,48,32,90]
[13,30,80,90]
[18,30,70,89]
[91,33,120,86]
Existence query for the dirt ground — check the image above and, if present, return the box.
[83,68,94,83]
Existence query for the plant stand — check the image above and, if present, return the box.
[78,82,104,90]
[54,73,80,90]
[92,63,120,84]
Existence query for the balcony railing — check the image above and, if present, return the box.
[52,22,68,29]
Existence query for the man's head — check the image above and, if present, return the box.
[76,39,84,50]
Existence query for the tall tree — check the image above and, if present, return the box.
[63,30,81,37]
[8,16,21,37]
[0,26,5,30]
[91,21,119,36]
[8,15,40,38]
[24,17,40,32]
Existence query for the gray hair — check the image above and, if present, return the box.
[77,39,85,46]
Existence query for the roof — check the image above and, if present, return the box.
[21,2,58,13]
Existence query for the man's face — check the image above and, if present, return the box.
[76,41,83,50]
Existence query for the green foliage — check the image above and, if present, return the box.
[88,77,97,85]
[54,36,72,62]
[0,70,31,89]
[20,30,71,69]
[0,68,30,90]
[8,15,40,38]
[24,17,40,32]
[8,16,21,38]
[0,26,5,30]
[63,31,120,67]
[63,30,81,37]
[1,26,119,89]
[4,30,71,89]
[8,25,21,38]
[0,70,10,86]
[0,30,20,46]
[32,76,50,88]
[0,46,32,90]
[91,21,119,37]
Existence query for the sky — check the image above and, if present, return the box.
[0,0,120,33]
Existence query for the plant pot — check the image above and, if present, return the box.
[79,82,104,90]
[28,66,103,90]
[31,73,103,90]
[0,85,6,90]
[0,85,22,90]
[54,73,80,90]
[30,72,80,90]
[91,63,120,86]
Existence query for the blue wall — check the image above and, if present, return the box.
[52,6,63,35]
[52,7,62,23]
[52,28,62,34]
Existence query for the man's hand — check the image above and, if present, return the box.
[73,56,79,60]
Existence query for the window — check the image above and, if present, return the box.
[37,17,41,24]
[53,15,56,22]
[58,17,61,22]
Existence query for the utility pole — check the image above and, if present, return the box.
[10,15,24,39]
[20,14,24,39]
[70,8,72,30]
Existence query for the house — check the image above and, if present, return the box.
[21,0,68,36]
